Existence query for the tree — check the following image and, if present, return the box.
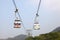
[25,32,60,40]
[25,36,33,40]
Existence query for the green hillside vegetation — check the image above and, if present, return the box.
[25,32,60,40]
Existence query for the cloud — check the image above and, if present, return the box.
[44,0,60,11]
[26,0,60,11]
[24,0,39,6]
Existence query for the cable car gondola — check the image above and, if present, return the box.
[12,0,23,28]
[33,23,40,30]
[33,0,41,30]
[14,9,22,28]
[14,17,22,28]
[33,14,40,30]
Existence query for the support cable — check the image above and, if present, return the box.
[34,0,41,22]
[12,0,17,9]
[36,0,41,15]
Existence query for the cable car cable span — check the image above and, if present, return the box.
[36,0,41,15]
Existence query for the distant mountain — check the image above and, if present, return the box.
[0,39,7,40]
[52,27,60,32]
[1,27,60,40]
[7,34,27,40]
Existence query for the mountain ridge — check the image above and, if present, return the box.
[0,27,60,40]
[52,27,60,32]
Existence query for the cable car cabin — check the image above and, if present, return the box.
[14,19,21,28]
[33,22,40,30]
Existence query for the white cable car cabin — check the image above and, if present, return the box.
[33,22,40,30]
[33,14,40,30]
[14,19,22,28]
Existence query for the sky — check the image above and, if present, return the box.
[0,0,60,39]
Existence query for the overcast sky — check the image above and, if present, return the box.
[0,0,60,39]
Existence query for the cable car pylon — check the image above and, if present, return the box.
[26,29,32,37]
[33,0,41,30]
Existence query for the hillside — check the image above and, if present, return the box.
[52,27,60,32]
[25,27,60,40]
[7,34,27,40]
[0,27,60,40]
